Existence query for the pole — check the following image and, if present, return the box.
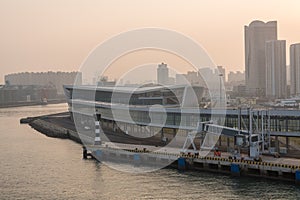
[267,109,271,150]
[219,74,223,107]
[261,110,264,152]
[238,107,241,135]
[249,108,252,142]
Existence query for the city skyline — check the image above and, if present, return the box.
[2,2,300,199]
[1,0,300,84]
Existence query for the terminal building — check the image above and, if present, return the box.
[64,84,300,155]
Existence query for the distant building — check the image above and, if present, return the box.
[245,20,277,96]
[176,67,223,87]
[290,43,300,96]
[199,67,214,79]
[186,71,203,85]
[232,84,247,97]
[96,76,116,86]
[0,84,57,106]
[265,40,287,98]
[176,70,204,86]
[217,66,226,82]
[168,77,175,85]
[157,63,169,85]
[175,74,187,85]
[227,71,245,85]
[5,71,82,95]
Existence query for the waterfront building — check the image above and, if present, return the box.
[64,84,300,138]
[5,71,82,95]
[265,40,287,99]
[0,84,57,106]
[290,43,300,97]
[245,20,277,96]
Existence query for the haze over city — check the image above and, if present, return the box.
[3,1,300,199]
[1,0,300,84]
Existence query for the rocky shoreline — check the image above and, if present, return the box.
[21,116,82,144]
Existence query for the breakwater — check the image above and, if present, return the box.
[21,115,82,144]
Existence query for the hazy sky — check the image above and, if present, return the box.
[0,0,300,84]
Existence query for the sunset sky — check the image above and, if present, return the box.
[0,0,300,84]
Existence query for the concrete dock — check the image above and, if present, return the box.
[21,112,300,184]
[87,143,300,183]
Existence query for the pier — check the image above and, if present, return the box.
[85,143,300,184]
[22,111,300,184]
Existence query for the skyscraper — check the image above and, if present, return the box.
[157,63,169,85]
[265,40,286,99]
[245,20,277,96]
[290,43,300,97]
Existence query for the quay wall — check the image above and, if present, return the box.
[89,146,300,184]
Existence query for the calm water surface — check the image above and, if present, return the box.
[0,104,299,200]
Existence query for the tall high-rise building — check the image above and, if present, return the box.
[245,20,277,96]
[290,43,300,96]
[265,40,286,98]
[157,63,169,85]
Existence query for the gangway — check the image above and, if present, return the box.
[181,108,272,160]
